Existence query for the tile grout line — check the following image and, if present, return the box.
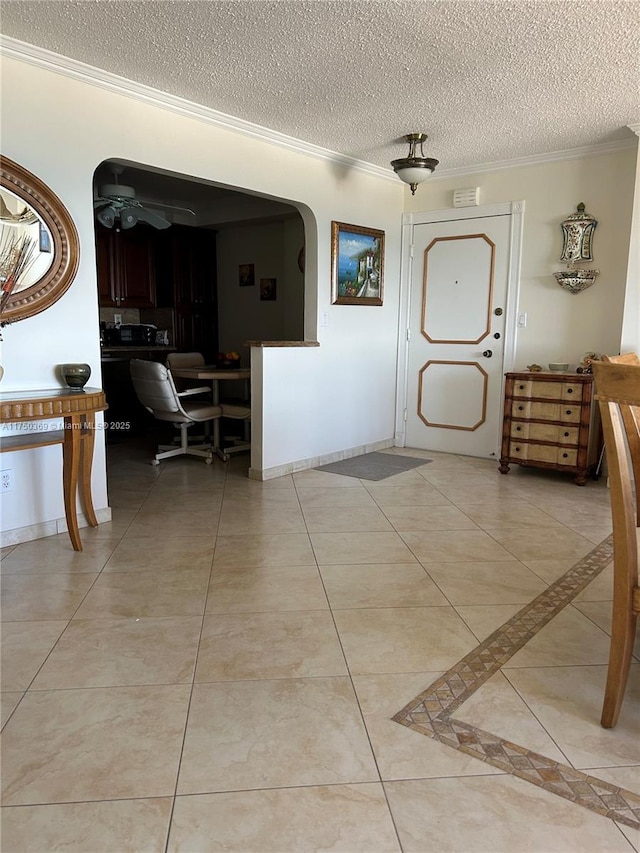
[391,535,640,831]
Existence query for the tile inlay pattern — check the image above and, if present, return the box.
[393,535,640,830]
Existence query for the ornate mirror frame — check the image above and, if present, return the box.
[1,156,80,323]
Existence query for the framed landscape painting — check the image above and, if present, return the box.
[331,221,384,306]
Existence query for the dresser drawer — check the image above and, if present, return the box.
[512,380,584,401]
[510,423,580,444]
[508,442,579,467]
[511,400,582,423]
[500,372,596,484]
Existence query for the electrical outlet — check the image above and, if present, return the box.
[1,469,14,493]
[114,313,122,326]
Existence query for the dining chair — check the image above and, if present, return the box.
[166,351,205,370]
[602,353,640,525]
[602,353,640,366]
[591,360,640,728]
[130,359,221,465]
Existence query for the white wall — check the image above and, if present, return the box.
[620,133,640,352]
[1,49,636,534]
[216,216,304,359]
[405,150,636,369]
[0,53,404,535]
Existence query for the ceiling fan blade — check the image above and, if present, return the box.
[138,198,196,216]
[134,207,172,230]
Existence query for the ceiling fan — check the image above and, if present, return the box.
[93,168,196,230]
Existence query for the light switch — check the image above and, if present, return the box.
[321,312,329,327]
[517,313,527,327]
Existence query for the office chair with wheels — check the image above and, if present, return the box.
[130,359,221,465]
[166,351,210,442]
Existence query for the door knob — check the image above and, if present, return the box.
[482,350,493,358]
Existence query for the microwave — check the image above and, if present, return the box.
[118,324,156,345]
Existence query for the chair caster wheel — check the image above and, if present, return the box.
[151,459,160,466]
[205,457,213,465]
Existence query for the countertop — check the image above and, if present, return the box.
[101,346,177,356]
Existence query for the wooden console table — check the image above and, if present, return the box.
[0,388,107,551]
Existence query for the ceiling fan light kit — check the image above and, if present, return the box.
[93,168,194,231]
[391,133,439,195]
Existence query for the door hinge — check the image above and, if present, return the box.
[406,328,411,341]
[403,408,408,421]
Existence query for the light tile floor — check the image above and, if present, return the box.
[1,442,639,852]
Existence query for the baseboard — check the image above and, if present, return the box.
[248,438,395,481]
[1,506,113,547]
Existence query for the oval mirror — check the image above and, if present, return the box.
[0,157,79,324]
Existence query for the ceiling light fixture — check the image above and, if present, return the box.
[391,133,439,195]
[96,206,116,229]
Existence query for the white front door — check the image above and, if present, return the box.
[401,205,522,458]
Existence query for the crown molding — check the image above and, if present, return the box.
[2,35,637,183]
[0,35,396,183]
[431,136,637,181]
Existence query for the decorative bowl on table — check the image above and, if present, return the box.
[216,352,241,369]
[61,363,91,391]
[548,363,569,372]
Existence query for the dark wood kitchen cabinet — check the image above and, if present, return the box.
[95,224,157,308]
[157,224,219,360]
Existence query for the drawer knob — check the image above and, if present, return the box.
[519,384,524,390]
[518,405,524,411]
[516,426,521,431]
[564,431,570,437]
[567,388,573,394]
[562,453,568,458]
[515,447,520,451]
[566,410,572,415]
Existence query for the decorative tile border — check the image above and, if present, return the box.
[393,536,640,830]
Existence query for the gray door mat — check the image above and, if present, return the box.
[314,452,432,481]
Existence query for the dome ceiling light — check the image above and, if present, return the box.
[391,133,439,195]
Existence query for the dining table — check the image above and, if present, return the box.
[169,365,251,460]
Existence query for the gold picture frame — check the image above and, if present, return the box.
[331,221,384,306]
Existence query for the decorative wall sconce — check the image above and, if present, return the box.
[391,133,439,195]
[553,203,599,294]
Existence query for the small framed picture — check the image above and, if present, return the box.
[260,278,277,301]
[239,263,255,287]
[39,221,52,253]
[331,221,384,306]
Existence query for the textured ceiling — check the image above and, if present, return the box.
[1,0,639,174]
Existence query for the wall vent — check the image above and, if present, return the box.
[453,187,480,208]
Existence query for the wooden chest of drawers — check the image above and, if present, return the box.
[499,372,598,485]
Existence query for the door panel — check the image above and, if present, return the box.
[418,361,487,430]
[406,214,512,458]
[423,235,494,343]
